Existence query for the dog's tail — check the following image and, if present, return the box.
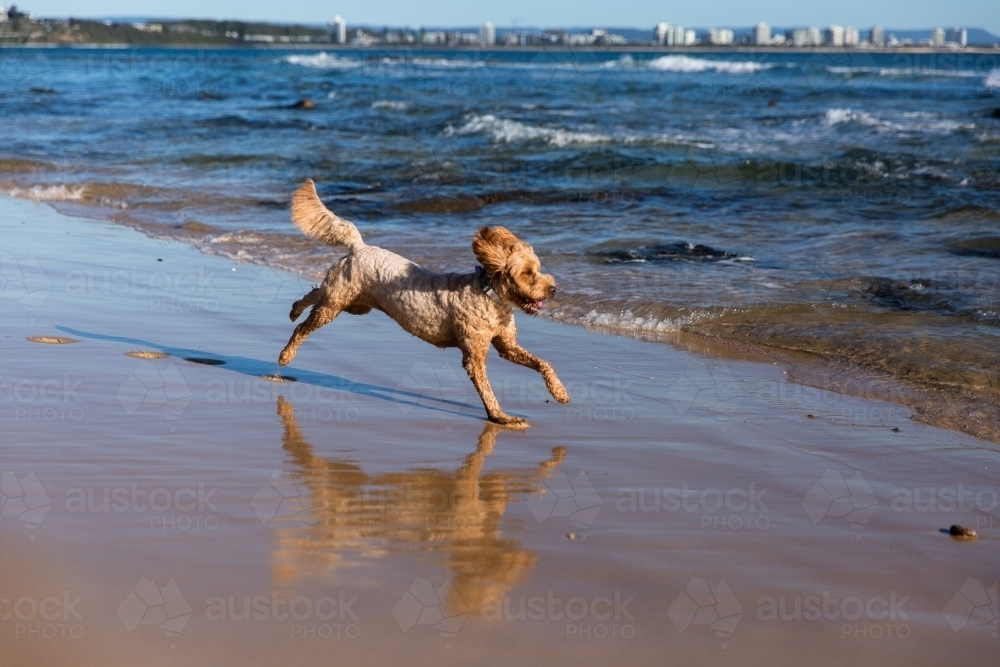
[290,179,365,252]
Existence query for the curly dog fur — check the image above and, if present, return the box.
[278,179,569,426]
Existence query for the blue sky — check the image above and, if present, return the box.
[21,0,1000,34]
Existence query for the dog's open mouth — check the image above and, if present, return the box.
[519,297,545,314]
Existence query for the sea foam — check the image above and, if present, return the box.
[444,114,613,147]
[647,55,769,74]
[282,52,360,69]
[1,184,85,201]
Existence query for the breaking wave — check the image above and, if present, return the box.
[281,52,361,69]
[372,100,410,110]
[0,184,85,201]
[444,114,613,147]
[824,108,974,133]
[647,55,770,74]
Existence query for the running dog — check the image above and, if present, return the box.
[278,179,569,426]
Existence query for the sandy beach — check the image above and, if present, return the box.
[1,194,997,665]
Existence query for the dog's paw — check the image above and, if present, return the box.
[278,349,295,366]
[550,384,570,404]
[490,414,529,428]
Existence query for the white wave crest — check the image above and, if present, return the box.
[825,107,973,134]
[824,107,887,127]
[1,184,85,201]
[578,308,717,333]
[647,55,769,74]
[372,100,409,110]
[282,52,360,69]
[985,69,1000,88]
[444,114,612,147]
[826,65,980,79]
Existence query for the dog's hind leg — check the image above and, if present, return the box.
[279,303,341,366]
[290,287,323,322]
[492,328,569,404]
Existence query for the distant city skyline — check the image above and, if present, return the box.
[16,0,1000,34]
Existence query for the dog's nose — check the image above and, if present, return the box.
[547,285,556,298]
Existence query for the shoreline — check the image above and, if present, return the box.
[4,190,996,446]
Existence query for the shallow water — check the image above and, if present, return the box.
[2,46,999,438]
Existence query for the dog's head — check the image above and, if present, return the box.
[472,226,556,315]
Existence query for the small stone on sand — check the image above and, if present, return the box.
[949,524,977,539]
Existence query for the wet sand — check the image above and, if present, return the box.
[1,195,997,665]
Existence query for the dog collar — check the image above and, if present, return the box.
[477,266,504,304]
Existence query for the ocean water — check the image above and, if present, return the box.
[2,46,999,438]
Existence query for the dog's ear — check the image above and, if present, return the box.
[472,226,520,275]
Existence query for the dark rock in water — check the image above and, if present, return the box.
[992,108,1000,119]
[30,87,56,94]
[201,91,223,101]
[768,99,777,107]
[858,277,951,313]
[290,98,315,110]
[949,524,977,539]
[593,242,743,264]
[950,236,1000,260]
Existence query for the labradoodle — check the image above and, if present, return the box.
[278,179,569,426]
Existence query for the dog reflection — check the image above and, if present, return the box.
[270,396,566,612]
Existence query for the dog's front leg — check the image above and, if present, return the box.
[492,334,570,404]
[461,346,526,427]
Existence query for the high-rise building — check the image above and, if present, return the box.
[869,25,884,46]
[843,26,858,46]
[931,27,944,47]
[684,29,696,46]
[789,29,808,47]
[945,27,967,46]
[0,5,8,22]
[654,23,687,46]
[329,15,346,44]
[481,21,495,45]
[706,28,734,46]
[754,22,770,46]
[654,22,669,45]
[806,27,822,46]
[825,25,844,46]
